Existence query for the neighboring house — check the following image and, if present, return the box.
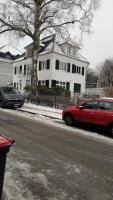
[13,34,89,95]
[85,68,105,97]
[86,68,99,88]
[0,46,20,87]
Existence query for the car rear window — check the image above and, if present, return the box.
[82,101,98,109]
[98,101,113,110]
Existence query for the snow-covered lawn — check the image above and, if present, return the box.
[21,103,62,119]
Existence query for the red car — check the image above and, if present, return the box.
[62,98,113,135]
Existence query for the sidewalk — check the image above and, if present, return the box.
[20,103,63,119]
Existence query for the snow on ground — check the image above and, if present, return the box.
[22,103,62,119]
[1,103,113,146]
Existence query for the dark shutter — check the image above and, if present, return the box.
[39,61,41,71]
[67,63,70,72]
[79,67,81,74]
[82,67,84,75]
[72,64,76,73]
[24,65,26,75]
[46,80,49,88]
[47,59,50,69]
[38,81,41,86]
[52,80,56,87]
[20,65,22,74]
[66,82,70,91]
[14,67,16,74]
[55,60,59,70]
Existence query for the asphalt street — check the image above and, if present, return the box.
[0,110,113,200]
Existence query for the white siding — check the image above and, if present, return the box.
[51,52,88,94]
[13,58,31,94]
[0,61,13,86]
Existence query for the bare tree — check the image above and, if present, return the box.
[0,0,101,94]
[97,59,113,88]
[86,68,99,88]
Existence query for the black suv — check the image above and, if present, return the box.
[0,87,24,108]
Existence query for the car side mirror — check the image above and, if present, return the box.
[79,106,84,110]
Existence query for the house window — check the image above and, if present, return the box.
[26,80,30,85]
[19,80,22,90]
[79,67,81,74]
[67,46,71,54]
[74,83,81,93]
[27,65,31,75]
[56,81,59,84]
[39,60,50,70]
[64,63,67,71]
[24,65,26,75]
[66,82,70,91]
[14,67,16,74]
[73,48,77,56]
[52,80,56,87]
[39,81,46,86]
[19,65,22,74]
[14,82,16,88]
[16,83,18,90]
[56,81,66,89]
[39,61,41,71]
[46,80,49,88]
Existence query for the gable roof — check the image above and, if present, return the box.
[24,34,89,63]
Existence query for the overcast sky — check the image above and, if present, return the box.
[18,0,113,69]
[0,0,113,70]
[81,0,113,69]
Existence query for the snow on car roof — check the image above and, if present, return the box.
[99,97,113,102]
[101,97,113,100]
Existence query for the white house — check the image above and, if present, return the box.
[13,34,89,95]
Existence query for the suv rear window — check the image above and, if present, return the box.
[2,87,20,95]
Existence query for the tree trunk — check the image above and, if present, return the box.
[31,1,41,95]
[31,39,40,95]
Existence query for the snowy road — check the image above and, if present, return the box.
[0,108,113,199]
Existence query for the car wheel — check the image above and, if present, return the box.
[108,124,113,137]
[64,113,74,126]
[18,104,23,108]
[0,101,5,108]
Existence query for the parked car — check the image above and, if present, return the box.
[62,98,113,135]
[0,87,24,108]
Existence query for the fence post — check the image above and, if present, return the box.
[55,93,57,108]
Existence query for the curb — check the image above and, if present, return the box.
[2,191,8,200]
[17,108,61,120]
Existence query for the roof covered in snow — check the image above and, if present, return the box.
[0,44,24,61]
[24,34,89,63]
[0,44,23,56]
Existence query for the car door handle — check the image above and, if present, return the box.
[90,112,94,115]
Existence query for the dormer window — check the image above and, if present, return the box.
[73,48,77,56]
[67,45,71,54]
